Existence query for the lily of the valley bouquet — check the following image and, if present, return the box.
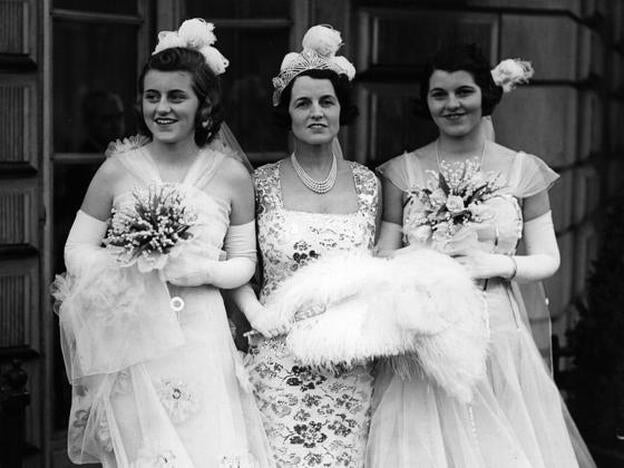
[405,158,503,252]
[104,184,197,272]
[51,182,193,379]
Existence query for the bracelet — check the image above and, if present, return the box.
[508,256,518,281]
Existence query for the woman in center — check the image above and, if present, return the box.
[231,25,379,467]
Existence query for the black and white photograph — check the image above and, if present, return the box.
[0,1,622,467]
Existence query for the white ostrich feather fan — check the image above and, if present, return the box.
[265,247,489,402]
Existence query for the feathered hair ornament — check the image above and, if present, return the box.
[272,24,356,106]
[153,18,229,76]
[490,58,534,92]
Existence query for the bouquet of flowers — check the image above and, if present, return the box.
[405,158,502,249]
[104,184,197,273]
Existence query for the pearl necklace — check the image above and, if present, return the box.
[291,151,337,194]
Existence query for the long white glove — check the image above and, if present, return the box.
[228,283,290,338]
[162,221,257,289]
[452,211,560,282]
[512,210,560,282]
[64,210,108,276]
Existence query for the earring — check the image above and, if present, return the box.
[201,118,212,129]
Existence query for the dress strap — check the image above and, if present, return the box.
[253,162,282,214]
[110,147,161,186]
[185,148,227,190]
[351,162,380,221]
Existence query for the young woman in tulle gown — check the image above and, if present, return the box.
[368,43,596,467]
[52,19,274,467]
[230,25,379,467]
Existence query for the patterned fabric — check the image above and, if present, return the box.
[254,161,378,299]
[247,160,378,467]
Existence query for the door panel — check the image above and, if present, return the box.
[0,76,38,172]
[0,0,44,466]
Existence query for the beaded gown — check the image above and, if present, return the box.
[246,160,379,467]
[54,145,274,467]
[367,141,595,468]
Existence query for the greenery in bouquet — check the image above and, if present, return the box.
[405,158,502,245]
[104,184,197,272]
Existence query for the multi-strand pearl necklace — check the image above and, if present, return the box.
[291,151,337,194]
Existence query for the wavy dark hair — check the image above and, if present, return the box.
[137,47,224,146]
[273,68,359,128]
[418,43,503,119]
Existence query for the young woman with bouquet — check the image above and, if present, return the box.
[367,43,595,467]
[52,19,273,467]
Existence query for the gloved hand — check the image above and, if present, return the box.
[161,221,257,289]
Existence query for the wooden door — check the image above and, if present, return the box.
[47,1,153,466]
[0,0,47,466]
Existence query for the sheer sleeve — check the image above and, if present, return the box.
[376,154,412,192]
[507,152,560,372]
[509,152,559,198]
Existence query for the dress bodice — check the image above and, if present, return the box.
[403,169,523,256]
[110,146,232,260]
[378,142,559,255]
[254,160,379,301]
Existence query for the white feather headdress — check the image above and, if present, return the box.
[153,18,229,76]
[272,24,356,106]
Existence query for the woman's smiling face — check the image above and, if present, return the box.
[427,69,483,139]
[142,70,200,145]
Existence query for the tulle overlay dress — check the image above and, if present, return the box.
[368,141,595,468]
[53,146,274,468]
[246,161,378,467]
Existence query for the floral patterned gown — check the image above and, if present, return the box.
[54,145,274,468]
[246,160,379,467]
[367,141,595,468]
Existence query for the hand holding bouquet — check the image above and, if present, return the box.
[104,184,197,312]
[405,158,503,252]
[104,184,197,272]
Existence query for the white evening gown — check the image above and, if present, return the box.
[367,141,596,468]
[54,145,274,467]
